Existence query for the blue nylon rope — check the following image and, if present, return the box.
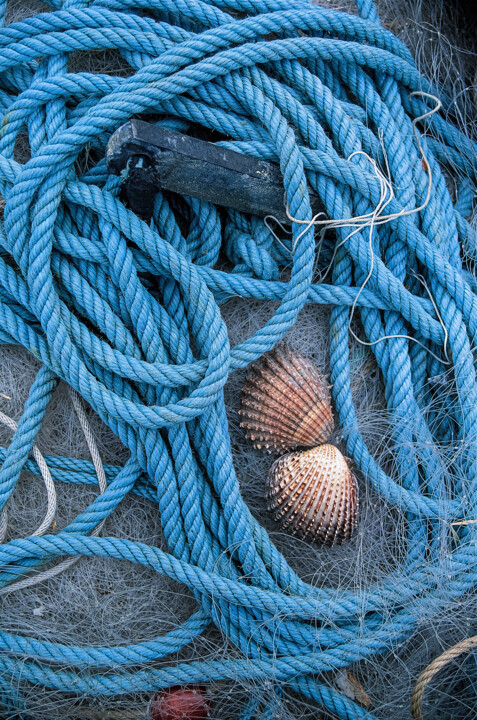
[0,0,476,717]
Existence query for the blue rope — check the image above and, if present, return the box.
[0,0,476,717]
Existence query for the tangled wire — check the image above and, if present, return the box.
[0,0,476,717]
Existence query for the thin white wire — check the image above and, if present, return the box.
[0,410,57,541]
[0,389,107,594]
[266,93,451,363]
[275,92,441,250]
[345,97,451,363]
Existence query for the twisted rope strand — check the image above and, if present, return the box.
[410,635,477,720]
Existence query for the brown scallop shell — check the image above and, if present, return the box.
[266,444,358,545]
[239,346,334,453]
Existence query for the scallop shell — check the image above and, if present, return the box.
[239,346,334,453]
[266,444,358,545]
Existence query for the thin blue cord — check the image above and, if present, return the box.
[0,0,476,718]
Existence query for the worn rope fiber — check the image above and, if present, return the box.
[410,635,477,720]
[0,0,476,717]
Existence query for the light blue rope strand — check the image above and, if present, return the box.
[0,0,476,717]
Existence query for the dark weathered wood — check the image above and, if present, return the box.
[106,120,322,222]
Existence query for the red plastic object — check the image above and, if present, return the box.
[150,686,210,720]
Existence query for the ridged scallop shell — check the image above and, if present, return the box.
[239,346,334,453]
[266,444,358,545]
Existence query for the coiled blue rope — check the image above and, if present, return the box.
[0,0,476,717]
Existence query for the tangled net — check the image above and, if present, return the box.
[0,0,476,717]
